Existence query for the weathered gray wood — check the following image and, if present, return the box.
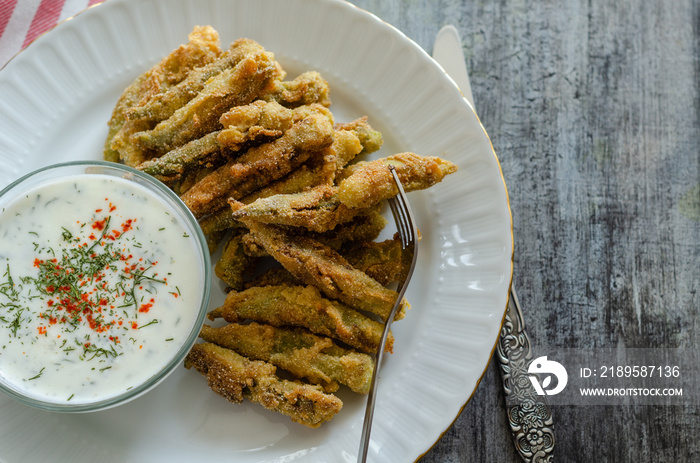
[351,0,700,461]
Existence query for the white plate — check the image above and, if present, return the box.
[0,0,513,461]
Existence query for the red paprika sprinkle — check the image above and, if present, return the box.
[92,219,107,231]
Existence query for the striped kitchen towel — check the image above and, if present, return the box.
[0,0,104,69]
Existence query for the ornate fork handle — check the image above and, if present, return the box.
[496,287,555,462]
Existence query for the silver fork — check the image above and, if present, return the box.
[357,165,418,463]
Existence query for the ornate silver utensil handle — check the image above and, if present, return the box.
[496,287,555,462]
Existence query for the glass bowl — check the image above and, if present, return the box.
[0,161,211,412]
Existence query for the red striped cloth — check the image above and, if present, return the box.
[0,0,104,69]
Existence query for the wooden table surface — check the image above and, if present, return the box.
[350,0,700,461]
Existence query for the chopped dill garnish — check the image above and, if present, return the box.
[27,367,45,381]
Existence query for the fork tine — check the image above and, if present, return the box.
[388,200,406,247]
[393,199,413,249]
[387,174,412,248]
[357,165,418,462]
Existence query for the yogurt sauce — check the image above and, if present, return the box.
[0,173,205,405]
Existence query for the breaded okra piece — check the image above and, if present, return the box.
[197,174,332,236]
[205,229,227,255]
[185,342,343,428]
[136,130,223,181]
[104,73,150,163]
[231,153,458,232]
[240,127,361,204]
[230,185,357,233]
[200,323,374,394]
[262,71,332,107]
[208,284,394,354]
[236,221,409,321]
[105,25,222,163]
[216,101,332,152]
[244,267,302,288]
[181,113,334,218]
[126,38,267,123]
[315,205,387,247]
[198,205,242,236]
[320,127,364,183]
[239,205,386,257]
[214,230,257,291]
[133,50,278,154]
[337,152,458,208]
[334,116,383,156]
[217,100,295,150]
[343,236,412,286]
